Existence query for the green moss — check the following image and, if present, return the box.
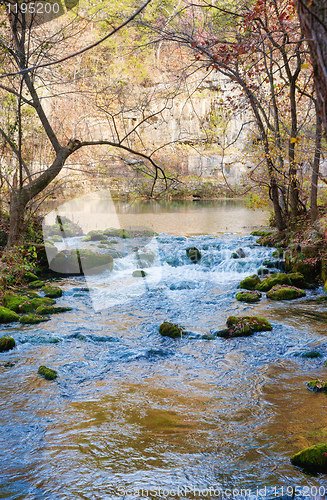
[255,273,292,292]
[291,444,327,473]
[159,322,184,338]
[250,229,275,237]
[30,297,56,309]
[266,285,306,300]
[24,272,38,282]
[0,306,19,323]
[288,272,306,288]
[28,280,44,289]
[41,286,63,298]
[307,379,327,392]
[225,316,272,336]
[236,291,262,303]
[0,336,16,352]
[38,365,58,380]
[2,294,33,312]
[36,306,72,315]
[239,274,261,290]
[132,270,147,277]
[19,314,50,324]
[272,249,284,258]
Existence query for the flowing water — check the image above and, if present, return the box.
[1,199,327,500]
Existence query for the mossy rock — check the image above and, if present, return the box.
[132,270,147,277]
[36,306,72,315]
[250,229,275,237]
[19,314,50,324]
[159,322,184,338]
[307,379,327,392]
[287,272,306,288]
[38,365,58,380]
[257,267,270,276]
[186,247,202,263]
[236,290,262,303]
[266,284,306,300]
[50,249,113,275]
[239,274,261,290]
[0,306,19,324]
[24,272,39,282]
[29,297,56,309]
[2,294,33,313]
[51,234,63,242]
[291,444,327,473]
[137,250,155,267]
[255,273,291,292]
[41,286,63,298]
[0,336,16,352]
[103,228,133,238]
[28,280,44,289]
[291,260,320,281]
[221,316,272,338]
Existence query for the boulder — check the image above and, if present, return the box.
[307,379,327,392]
[266,284,306,300]
[236,291,262,303]
[159,322,184,338]
[29,297,56,309]
[217,316,272,338]
[255,273,291,292]
[38,365,58,380]
[0,336,16,352]
[28,280,44,289]
[235,248,246,258]
[50,249,113,275]
[291,444,327,473]
[24,272,39,282]
[132,270,147,277]
[239,274,261,290]
[19,314,50,324]
[0,306,19,323]
[287,272,306,288]
[36,306,72,315]
[2,294,33,313]
[41,286,63,298]
[186,247,202,263]
[84,230,106,241]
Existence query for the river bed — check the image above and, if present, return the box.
[1,199,327,500]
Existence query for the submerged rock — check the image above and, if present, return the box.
[255,273,291,292]
[217,316,272,338]
[159,322,184,338]
[0,336,16,352]
[186,247,202,263]
[239,274,261,290]
[41,286,63,298]
[266,284,306,300]
[291,444,327,473]
[0,306,19,324]
[19,314,50,324]
[38,365,58,380]
[236,290,262,303]
[307,379,327,392]
[298,350,322,359]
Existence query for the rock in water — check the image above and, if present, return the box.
[236,291,262,303]
[291,444,327,473]
[159,322,184,338]
[239,274,261,290]
[0,337,16,352]
[186,247,202,263]
[38,366,58,380]
[266,285,306,300]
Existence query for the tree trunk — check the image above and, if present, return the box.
[297,0,327,139]
[311,110,322,222]
[8,190,28,246]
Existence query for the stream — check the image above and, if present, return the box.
[1,198,327,500]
